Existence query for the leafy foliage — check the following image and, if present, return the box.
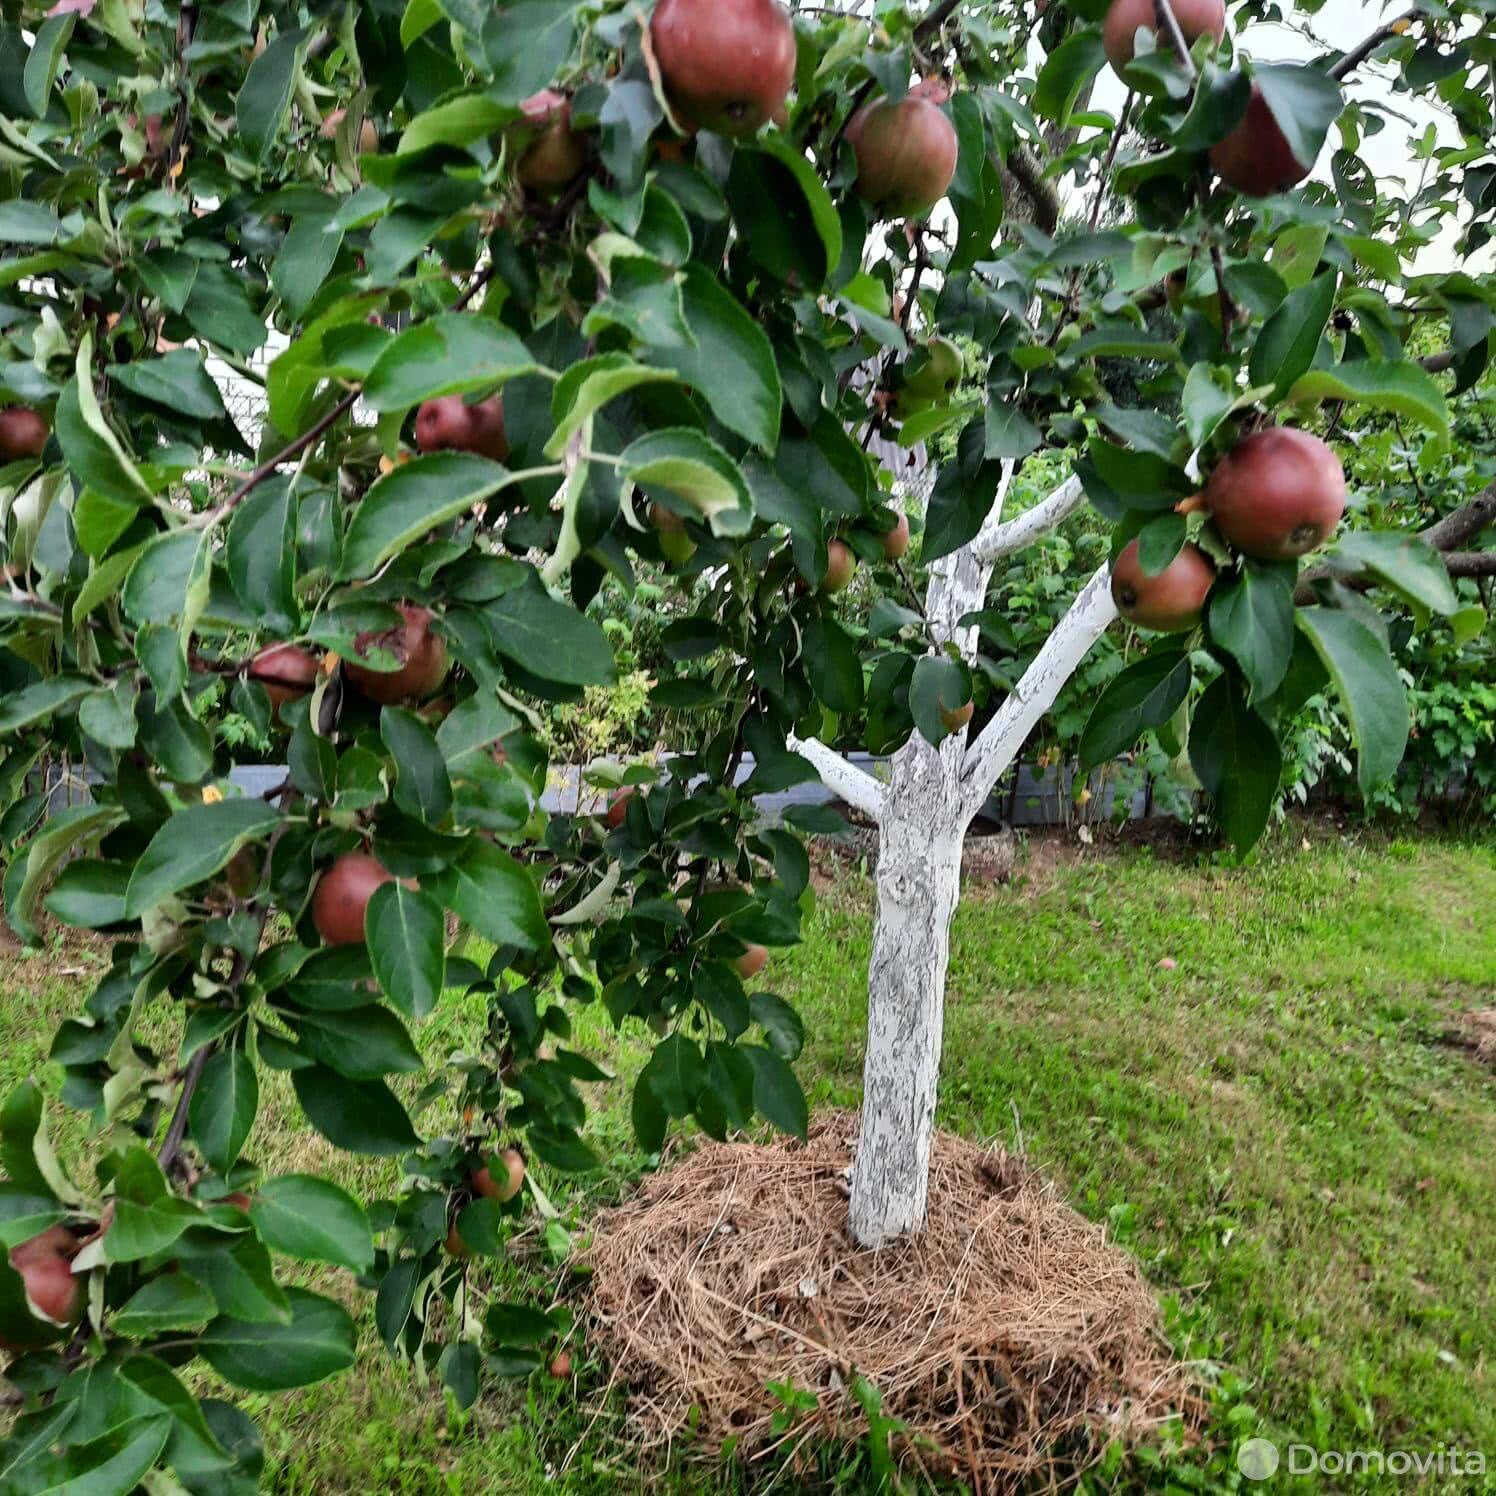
[0,0,1491,1484]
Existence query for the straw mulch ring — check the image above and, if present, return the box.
[583,1114,1198,1490]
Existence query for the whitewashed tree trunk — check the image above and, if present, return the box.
[794,470,1119,1247]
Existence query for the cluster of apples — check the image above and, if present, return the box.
[445,1148,526,1257]
[650,0,958,218]
[1103,0,1316,196]
[1110,427,1348,632]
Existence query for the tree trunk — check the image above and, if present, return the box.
[849,735,967,1247]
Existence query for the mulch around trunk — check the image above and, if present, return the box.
[582,1114,1198,1490]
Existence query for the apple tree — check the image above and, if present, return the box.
[0,0,1491,1485]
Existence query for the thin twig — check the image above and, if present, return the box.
[1329,9,1417,82]
[1152,0,1197,77]
[157,1044,211,1174]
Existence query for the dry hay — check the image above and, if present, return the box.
[583,1114,1197,1490]
[1448,1008,1496,1068]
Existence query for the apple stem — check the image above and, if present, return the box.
[1152,0,1197,78]
[1329,9,1418,82]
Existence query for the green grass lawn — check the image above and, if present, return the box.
[3,826,1493,1492]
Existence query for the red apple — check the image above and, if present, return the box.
[1103,0,1226,72]
[311,851,397,947]
[0,408,49,461]
[733,943,769,980]
[939,699,974,733]
[2,1226,82,1348]
[604,786,634,829]
[650,0,796,137]
[1210,85,1312,197]
[414,394,510,463]
[881,512,911,561]
[847,94,959,219]
[343,603,449,706]
[515,90,588,191]
[248,642,319,721]
[820,538,857,594]
[1110,538,1216,632]
[549,1349,572,1377]
[1204,427,1347,560]
[472,1149,525,1204]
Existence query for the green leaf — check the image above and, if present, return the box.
[78,679,139,751]
[1136,512,1186,575]
[293,1005,422,1079]
[430,841,547,951]
[54,344,153,508]
[122,528,210,627]
[1284,360,1450,451]
[909,655,969,747]
[436,692,520,773]
[10,804,126,945]
[644,265,781,452]
[1188,673,1282,851]
[199,1288,356,1391]
[125,800,281,917]
[339,452,519,579]
[1034,30,1106,125]
[803,616,864,715]
[22,15,74,117]
[644,1034,704,1116]
[361,314,537,412]
[1327,532,1459,616]
[984,402,1042,460]
[746,1045,808,1140]
[270,199,345,318]
[749,992,804,1061]
[485,1301,555,1346]
[1207,560,1296,701]
[1079,650,1193,768]
[482,576,617,687]
[292,1067,420,1155]
[44,860,131,929]
[619,428,752,536]
[1254,63,1343,178]
[0,202,64,245]
[110,351,228,421]
[227,479,297,630]
[366,881,445,1021]
[113,1275,218,1337]
[0,676,93,733]
[381,708,453,824]
[189,1048,258,1175]
[726,137,842,288]
[237,27,306,163]
[399,92,516,153]
[105,1149,201,1262]
[1249,270,1337,401]
[1296,607,1409,795]
[249,1175,375,1273]
[544,354,677,460]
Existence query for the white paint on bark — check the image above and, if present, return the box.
[815,470,1117,1247]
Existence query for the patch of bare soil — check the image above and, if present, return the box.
[1447,1009,1496,1070]
[583,1114,1197,1491]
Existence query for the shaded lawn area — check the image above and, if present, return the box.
[1,828,1493,1491]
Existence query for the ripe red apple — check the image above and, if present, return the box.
[604,786,634,829]
[223,1191,253,1211]
[939,699,974,733]
[445,1218,472,1258]
[734,943,769,980]
[0,408,49,461]
[650,0,796,137]
[1102,0,1226,72]
[1110,538,1216,632]
[414,394,510,463]
[881,512,910,561]
[908,77,951,106]
[549,1349,572,1378]
[847,93,958,219]
[1210,85,1311,197]
[311,851,397,946]
[515,90,588,191]
[2,1226,82,1347]
[343,603,449,705]
[649,503,697,566]
[820,538,857,594]
[1204,427,1347,560]
[472,1149,525,1204]
[248,642,319,720]
[224,848,260,898]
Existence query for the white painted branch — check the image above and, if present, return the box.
[787,734,886,822]
[971,474,1087,566]
[958,563,1117,815]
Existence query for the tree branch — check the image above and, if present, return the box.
[959,564,1117,813]
[1002,146,1060,235]
[1329,9,1417,82]
[972,473,1086,565]
[787,734,887,822]
[1443,551,1496,580]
